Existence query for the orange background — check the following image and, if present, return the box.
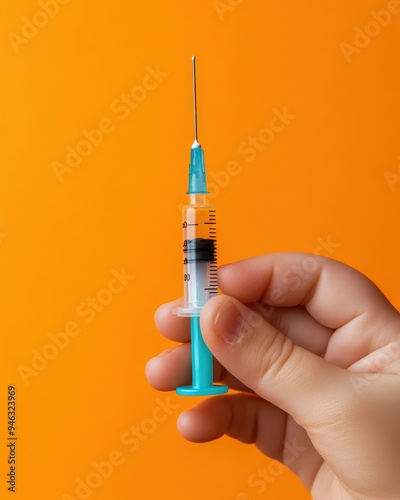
[1,1,400,499]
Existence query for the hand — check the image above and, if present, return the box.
[146,253,400,499]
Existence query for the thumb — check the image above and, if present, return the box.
[201,295,352,428]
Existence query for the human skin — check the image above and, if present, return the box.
[146,253,400,499]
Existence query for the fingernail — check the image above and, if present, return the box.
[214,299,243,344]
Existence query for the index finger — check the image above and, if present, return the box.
[218,253,398,330]
[154,298,191,342]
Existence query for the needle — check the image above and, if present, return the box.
[192,55,198,144]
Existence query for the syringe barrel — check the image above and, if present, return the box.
[175,195,217,317]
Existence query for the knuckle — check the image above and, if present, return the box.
[254,328,295,387]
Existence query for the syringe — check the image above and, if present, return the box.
[174,56,228,396]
